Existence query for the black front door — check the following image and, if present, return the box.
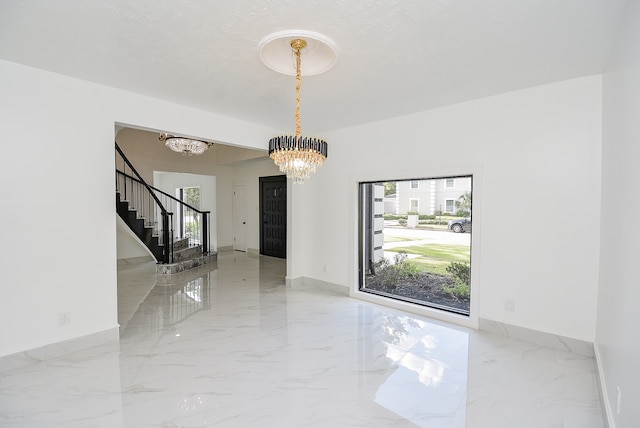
[260,175,287,258]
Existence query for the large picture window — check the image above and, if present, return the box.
[360,175,472,315]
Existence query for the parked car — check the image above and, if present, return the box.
[448,216,471,233]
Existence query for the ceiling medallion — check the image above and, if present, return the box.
[260,31,337,184]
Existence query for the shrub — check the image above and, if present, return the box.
[443,261,471,300]
[420,220,449,225]
[383,214,403,220]
[456,209,470,217]
[419,215,436,220]
[442,282,470,299]
[446,262,470,285]
[399,219,407,226]
[372,252,420,288]
[407,211,419,215]
[393,254,421,278]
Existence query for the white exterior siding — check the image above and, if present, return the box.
[396,177,471,215]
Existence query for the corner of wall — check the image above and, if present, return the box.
[594,344,614,428]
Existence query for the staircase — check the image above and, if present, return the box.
[115,142,216,274]
[157,236,216,275]
[116,191,164,261]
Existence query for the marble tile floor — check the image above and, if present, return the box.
[0,251,604,427]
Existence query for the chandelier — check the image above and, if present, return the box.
[159,133,213,156]
[261,32,336,184]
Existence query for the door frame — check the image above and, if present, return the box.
[259,175,287,258]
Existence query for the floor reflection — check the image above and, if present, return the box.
[0,251,603,427]
[360,308,469,427]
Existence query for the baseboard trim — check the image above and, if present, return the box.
[304,277,350,295]
[0,327,120,374]
[285,276,350,296]
[285,276,304,288]
[594,344,614,428]
[479,318,594,357]
[117,255,154,267]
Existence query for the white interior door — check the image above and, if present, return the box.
[233,185,247,252]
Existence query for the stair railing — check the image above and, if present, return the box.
[115,142,211,262]
[115,142,174,263]
[116,170,211,252]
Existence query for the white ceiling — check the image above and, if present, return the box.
[0,0,627,134]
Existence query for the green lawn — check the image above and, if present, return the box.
[389,244,470,276]
[383,236,415,243]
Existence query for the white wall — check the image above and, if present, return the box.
[0,58,276,357]
[597,0,640,425]
[291,75,602,341]
[153,172,217,251]
[232,158,282,252]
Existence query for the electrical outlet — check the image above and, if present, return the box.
[58,312,71,326]
[504,299,515,312]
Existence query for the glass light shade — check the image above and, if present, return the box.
[163,136,211,156]
[269,135,328,184]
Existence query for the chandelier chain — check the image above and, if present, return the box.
[294,42,302,137]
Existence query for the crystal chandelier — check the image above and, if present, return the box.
[267,39,328,184]
[159,133,213,156]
